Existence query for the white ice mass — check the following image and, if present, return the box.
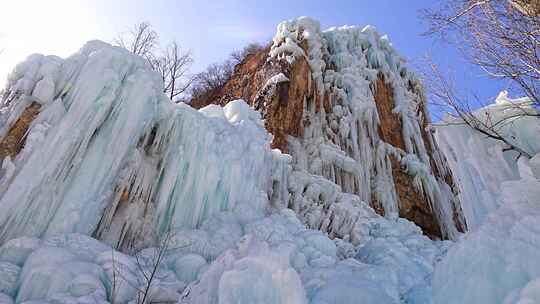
[433,92,540,304]
[0,17,538,304]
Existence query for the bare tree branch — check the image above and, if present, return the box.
[422,57,534,158]
[150,42,194,100]
[114,22,194,102]
[108,227,179,304]
[421,1,540,158]
[186,42,269,106]
[422,0,540,107]
[114,22,159,59]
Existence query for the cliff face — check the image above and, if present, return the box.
[0,18,465,242]
[0,102,41,159]
[192,18,466,239]
[190,46,311,153]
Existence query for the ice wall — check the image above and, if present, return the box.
[2,17,536,304]
[0,41,287,250]
[433,156,540,304]
[0,201,448,304]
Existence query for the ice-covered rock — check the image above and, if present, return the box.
[433,165,540,303]
[0,37,452,304]
[191,16,466,240]
[435,92,540,229]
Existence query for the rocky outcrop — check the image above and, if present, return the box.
[191,46,313,153]
[191,17,466,239]
[0,102,41,159]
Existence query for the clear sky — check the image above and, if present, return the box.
[0,0,510,116]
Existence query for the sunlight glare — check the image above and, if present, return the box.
[0,0,102,82]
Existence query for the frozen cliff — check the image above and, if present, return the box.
[192,17,466,240]
[0,16,538,304]
[0,35,449,304]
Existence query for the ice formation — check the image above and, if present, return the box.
[0,16,538,304]
[268,17,465,240]
[0,42,286,249]
[433,92,540,303]
[0,38,451,304]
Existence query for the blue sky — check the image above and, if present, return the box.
[0,0,510,116]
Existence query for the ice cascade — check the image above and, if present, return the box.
[0,39,451,304]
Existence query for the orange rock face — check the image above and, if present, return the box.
[372,76,466,237]
[0,102,41,159]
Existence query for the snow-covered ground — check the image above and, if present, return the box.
[0,18,538,304]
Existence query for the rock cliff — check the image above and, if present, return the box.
[192,17,466,239]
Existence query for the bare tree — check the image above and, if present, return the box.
[133,230,174,304]
[188,60,234,102]
[108,229,178,304]
[188,42,266,104]
[421,0,540,157]
[109,248,119,304]
[230,42,264,64]
[114,22,159,59]
[150,42,194,100]
[197,62,233,90]
[423,57,535,158]
[510,0,540,16]
[422,0,540,106]
[114,22,194,102]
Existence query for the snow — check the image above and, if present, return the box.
[270,17,325,91]
[267,73,289,85]
[172,254,207,283]
[530,153,540,179]
[433,160,540,304]
[0,206,447,303]
[0,262,19,297]
[177,206,447,304]
[0,293,14,304]
[201,237,307,304]
[222,99,264,126]
[505,279,540,304]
